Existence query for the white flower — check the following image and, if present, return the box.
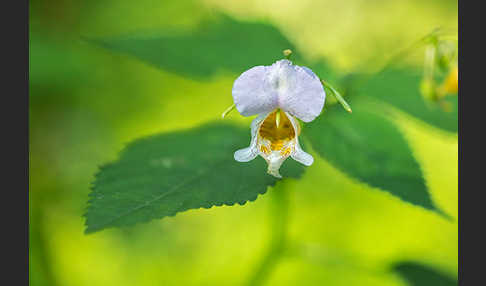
[232,59,326,178]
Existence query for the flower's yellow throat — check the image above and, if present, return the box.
[258,110,299,156]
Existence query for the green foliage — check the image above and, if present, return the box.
[30,34,95,89]
[85,123,304,233]
[84,16,453,231]
[394,262,457,286]
[359,68,458,132]
[88,15,294,78]
[304,105,436,211]
[88,14,335,81]
[31,0,457,284]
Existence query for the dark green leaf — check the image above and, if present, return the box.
[85,122,304,233]
[304,105,436,211]
[87,14,335,80]
[358,68,457,132]
[394,262,457,286]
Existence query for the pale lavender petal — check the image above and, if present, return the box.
[232,66,278,117]
[234,147,258,162]
[291,144,314,166]
[276,62,326,122]
[286,112,313,166]
[233,113,268,162]
[301,66,320,80]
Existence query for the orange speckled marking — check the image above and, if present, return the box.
[280,147,292,157]
[260,145,270,155]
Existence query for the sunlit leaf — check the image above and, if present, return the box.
[87,14,335,80]
[85,122,304,233]
[304,105,436,212]
[358,68,457,132]
[394,262,457,286]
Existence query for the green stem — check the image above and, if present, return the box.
[373,27,441,75]
[321,80,353,113]
[221,103,236,118]
[245,184,289,286]
[334,27,449,110]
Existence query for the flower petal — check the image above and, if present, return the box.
[275,61,326,122]
[286,112,314,166]
[301,66,320,80]
[234,113,269,162]
[232,66,278,117]
[234,147,258,162]
[291,144,314,166]
[266,152,287,178]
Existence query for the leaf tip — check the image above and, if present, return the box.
[83,225,96,235]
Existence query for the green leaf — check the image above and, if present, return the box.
[304,105,436,211]
[85,122,304,233]
[30,34,96,89]
[87,14,334,80]
[358,68,457,132]
[393,262,457,286]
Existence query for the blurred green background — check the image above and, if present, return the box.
[29,0,457,285]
